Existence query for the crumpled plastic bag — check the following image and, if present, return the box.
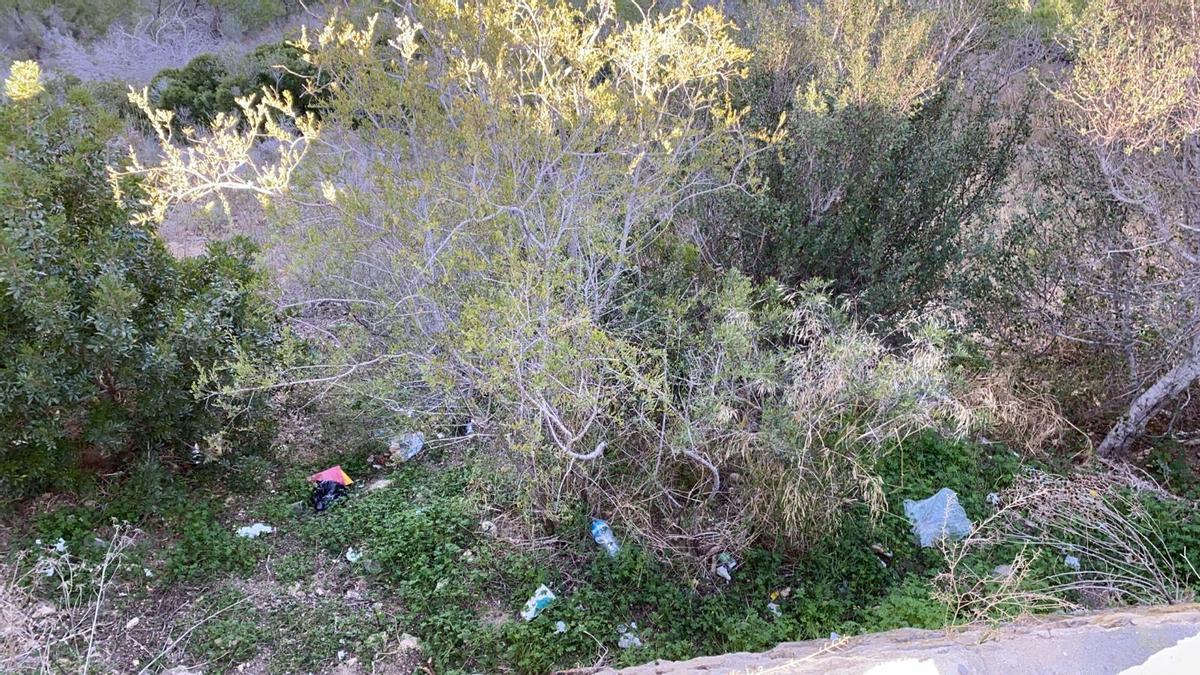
[311,480,348,512]
[903,487,972,547]
[389,432,425,463]
[235,523,275,539]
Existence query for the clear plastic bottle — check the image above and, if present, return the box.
[590,518,620,557]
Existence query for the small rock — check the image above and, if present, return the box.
[398,633,422,653]
[366,478,394,491]
[31,602,55,619]
[125,617,140,630]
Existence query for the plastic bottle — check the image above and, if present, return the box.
[590,518,620,557]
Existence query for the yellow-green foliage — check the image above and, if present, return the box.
[3,60,44,102]
[799,0,942,114]
[1063,0,1199,151]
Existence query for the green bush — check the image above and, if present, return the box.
[150,54,236,125]
[711,87,1028,318]
[0,84,281,494]
[149,42,318,126]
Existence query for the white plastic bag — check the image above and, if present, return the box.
[903,487,972,547]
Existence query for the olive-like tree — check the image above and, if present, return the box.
[1057,0,1200,456]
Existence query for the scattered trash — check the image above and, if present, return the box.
[461,549,477,563]
[308,465,353,512]
[32,552,56,577]
[554,620,568,634]
[143,567,155,578]
[125,617,140,630]
[366,478,394,491]
[1064,554,1081,570]
[829,632,841,641]
[235,523,275,539]
[766,602,782,618]
[993,564,1014,578]
[311,481,348,512]
[435,578,449,592]
[389,432,425,463]
[480,520,498,535]
[770,587,792,601]
[870,543,893,567]
[346,547,364,563]
[715,552,738,582]
[52,538,67,553]
[618,633,643,649]
[903,488,973,547]
[309,465,354,485]
[617,622,643,649]
[590,518,620,557]
[986,492,1001,507]
[521,584,556,621]
[362,559,382,574]
[337,649,347,661]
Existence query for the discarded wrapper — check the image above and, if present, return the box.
[521,584,556,621]
[308,465,354,485]
[235,523,275,539]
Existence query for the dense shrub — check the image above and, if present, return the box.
[0,82,281,493]
[713,0,1029,319]
[148,42,317,125]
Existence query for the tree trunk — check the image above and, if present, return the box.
[1097,344,1200,457]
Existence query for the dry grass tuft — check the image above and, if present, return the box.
[935,465,1196,624]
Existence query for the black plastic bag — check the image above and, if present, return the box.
[311,480,348,512]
